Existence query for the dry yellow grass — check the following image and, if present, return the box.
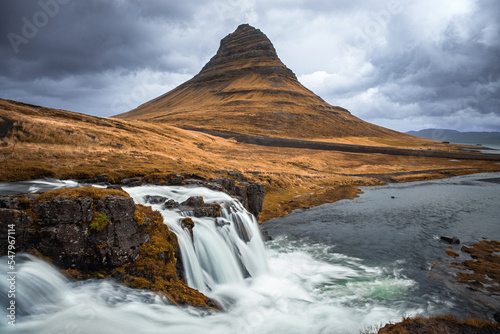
[2,98,500,221]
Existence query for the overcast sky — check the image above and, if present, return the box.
[1,0,499,132]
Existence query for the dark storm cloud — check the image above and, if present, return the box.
[295,0,500,131]
[369,2,500,130]
[0,1,203,78]
[0,0,213,116]
[0,0,499,130]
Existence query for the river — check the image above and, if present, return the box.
[1,173,499,333]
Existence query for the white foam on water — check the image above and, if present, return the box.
[0,181,426,333]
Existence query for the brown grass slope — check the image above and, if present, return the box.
[0,98,235,181]
[115,24,416,141]
[2,97,500,222]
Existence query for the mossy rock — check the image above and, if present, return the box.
[36,186,129,202]
[181,217,195,229]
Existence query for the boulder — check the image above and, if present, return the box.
[181,196,205,207]
[0,191,150,270]
[163,199,180,209]
[144,195,168,205]
[194,204,220,218]
[440,236,460,244]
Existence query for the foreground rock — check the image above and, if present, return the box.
[1,187,148,269]
[0,187,216,309]
[379,315,500,333]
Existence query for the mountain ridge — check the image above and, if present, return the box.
[115,24,411,140]
[408,129,500,145]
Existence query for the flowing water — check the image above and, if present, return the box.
[0,173,499,333]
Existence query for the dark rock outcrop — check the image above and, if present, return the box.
[0,187,218,309]
[103,171,266,219]
[180,196,221,218]
[209,175,266,219]
[0,116,15,139]
[0,188,149,270]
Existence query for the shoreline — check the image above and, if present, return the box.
[259,168,500,223]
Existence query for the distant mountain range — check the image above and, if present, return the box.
[407,129,500,146]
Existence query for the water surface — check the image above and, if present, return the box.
[263,172,500,318]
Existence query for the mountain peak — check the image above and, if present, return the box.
[197,24,296,81]
[116,25,403,140]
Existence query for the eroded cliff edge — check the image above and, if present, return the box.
[0,174,266,309]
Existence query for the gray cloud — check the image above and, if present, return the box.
[0,0,499,131]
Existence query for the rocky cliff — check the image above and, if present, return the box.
[115,24,407,140]
[0,174,265,308]
[0,187,147,270]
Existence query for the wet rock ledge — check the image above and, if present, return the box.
[83,170,266,220]
[0,187,217,309]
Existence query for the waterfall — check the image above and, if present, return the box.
[123,185,269,293]
[0,180,428,333]
[0,254,70,319]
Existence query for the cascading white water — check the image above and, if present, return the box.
[0,180,425,333]
[123,185,269,294]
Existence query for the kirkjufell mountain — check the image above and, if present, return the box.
[116,24,407,139]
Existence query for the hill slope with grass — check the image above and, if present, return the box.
[2,97,500,223]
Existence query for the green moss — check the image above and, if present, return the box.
[89,212,109,233]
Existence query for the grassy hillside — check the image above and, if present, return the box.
[2,98,500,222]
